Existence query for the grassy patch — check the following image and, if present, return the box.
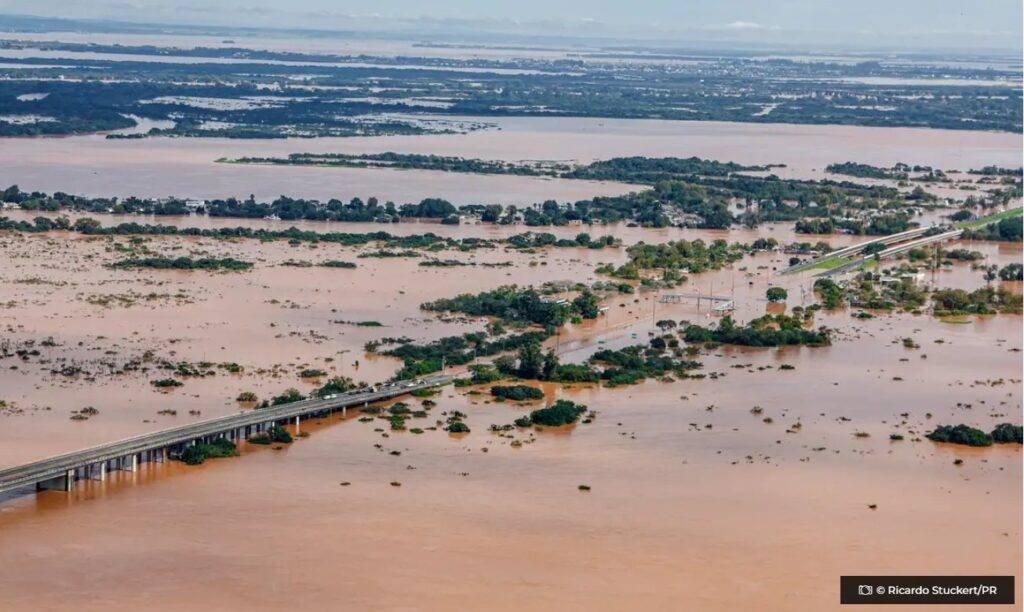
[955,207,1023,230]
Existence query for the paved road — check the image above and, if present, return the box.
[819,229,963,277]
[0,375,452,494]
[782,226,934,274]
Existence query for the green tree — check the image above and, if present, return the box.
[999,263,1023,281]
[271,388,305,405]
[73,217,102,233]
[766,287,788,302]
[493,355,517,376]
[481,205,503,222]
[542,350,559,380]
[571,290,600,319]
[517,342,544,379]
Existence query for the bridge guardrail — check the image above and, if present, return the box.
[0,376,452,492]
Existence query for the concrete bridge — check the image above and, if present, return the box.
[783,208,1022,276]
[0,375,452,495]
[817,228,963,277]
[782,225,935,275]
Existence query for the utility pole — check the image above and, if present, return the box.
[731,265,736,303]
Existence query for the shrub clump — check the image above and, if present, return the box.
[179,438,237,465]
[321,260,357,269]
[110,256,253,271]
[525,400,588,427]
[926,424,992,447]
[422,285,594,328]
[991,423,1023,444]
[490,385,545,401]
[151,378,183,388]
[271,388,305,406]
[683,314,830,347]
[248,425,294,445]
[931,287,1022,315]
[447,421,470,433]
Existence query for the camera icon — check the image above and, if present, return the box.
[858,585,874,596]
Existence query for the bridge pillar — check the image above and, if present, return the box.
[294,416,300,434]
[86,462,106,481]
[119,454,138,472]
[37,469,75,492]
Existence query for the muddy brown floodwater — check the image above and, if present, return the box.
[0,119,1021,610]
[0,216,1020,610]
[0,116,1019,204]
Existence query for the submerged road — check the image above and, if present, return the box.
[0,375,452,495]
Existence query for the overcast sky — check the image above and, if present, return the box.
[2,0,1021,51]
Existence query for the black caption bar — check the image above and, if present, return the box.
[841,576,1015,605]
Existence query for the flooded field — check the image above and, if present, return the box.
[0,351,1019,611]
[0,207,859,246]
[0,117,1019,204]
[0,115,1021,610]
[1,212,1021,609]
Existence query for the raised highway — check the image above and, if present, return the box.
[782,208,1022,277]
[818,228,964,277]
[0,375,452,495]
[781,225,935,275]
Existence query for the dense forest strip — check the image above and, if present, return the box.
[223,153,574,177]
[5,152,989,230]
[0,214,626,250]
[223,153,777,180]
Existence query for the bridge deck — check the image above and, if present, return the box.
[817,229,963,277]
[782,225,934,274]
[0,375,452,494]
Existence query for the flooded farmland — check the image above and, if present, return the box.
[0,109,1021,610]
[0,117,1019,204]
[1,210,1020,610]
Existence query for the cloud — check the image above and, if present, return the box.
[704,21,780,31]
